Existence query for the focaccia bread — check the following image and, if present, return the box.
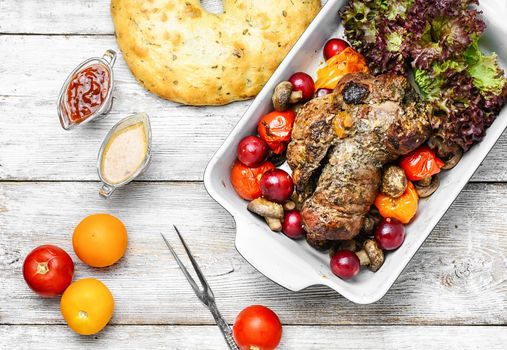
[111,0,320,105]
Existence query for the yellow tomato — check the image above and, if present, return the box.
[73,213,128,267]
[60,278,114,335]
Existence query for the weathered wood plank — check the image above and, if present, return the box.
[0,35,506,182]
[0,0,326,34]
[0,0,110,34]
[1,182,506,325]
[1,325,507,350]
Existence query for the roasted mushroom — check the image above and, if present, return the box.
[265,217,282,232]
[441,148,463,170]
[361,208,382,236]
[247,197,284,218]
[283,200,296,211]
[247,197,284,231]
[414,175,440,198]
[380,165,407,198]
[427,134,462,160]
[272,81,303,111]
[355,239,384,272]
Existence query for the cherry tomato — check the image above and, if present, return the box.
[375,181,419,224]
[60,278,114,335]
[73,214,128,268]
[289,72,315,100]
[323,38,350,60]
[400,146,445,181]
[375,218,405,250]
[330,250,360,280]
[22,245,74,297]
[315,88,333,98]
[237,135,269,167]
[233,305,282,350]
[259,168,294,203]
[231,161,275,200]
[258,110,295,154]
[282,210,305,239]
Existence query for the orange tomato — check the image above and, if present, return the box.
[60,278,114,335]
[231,161,275,200]
[315,47,369,90]
[73,214,128,268]
[374,181,419,224]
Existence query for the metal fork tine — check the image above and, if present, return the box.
[160,232,204,302]
[172,225,215,300]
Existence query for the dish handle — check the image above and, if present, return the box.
[234,217,322,292]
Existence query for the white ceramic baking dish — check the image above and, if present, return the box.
[204,0,507,304]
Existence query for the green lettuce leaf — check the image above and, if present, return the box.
[414,68,442,100]
[386,32,403,52]
[465,39,506,95]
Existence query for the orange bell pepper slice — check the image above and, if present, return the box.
[315,47,369,90]
[374,181,419,224]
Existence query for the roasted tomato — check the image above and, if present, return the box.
[315,47,369,90]
[375,181,419,224]
[231,161,275,200]
[258,110,295,154]
[22,245,74,297]
[233,305,283,350]
[400,146,445,181]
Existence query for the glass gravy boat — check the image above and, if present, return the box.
[58,50,117,130]
[97,113,152,199]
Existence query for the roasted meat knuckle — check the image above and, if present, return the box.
[287,73,431,241]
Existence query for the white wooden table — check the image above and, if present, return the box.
[1,1,506,349]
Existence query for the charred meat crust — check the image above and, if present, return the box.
[287,93,341,197]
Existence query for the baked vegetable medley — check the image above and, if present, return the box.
[230,0,507,280]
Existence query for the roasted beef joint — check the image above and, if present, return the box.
[287,73,430,242]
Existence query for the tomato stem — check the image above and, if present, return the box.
[36,262,49,275]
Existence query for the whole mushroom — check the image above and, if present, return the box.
[272,81,303,111]
[414,175,440,198]
[380,165,407,198]
[441,148,463,170]
[355,239,384,272]
[247,197,284,232]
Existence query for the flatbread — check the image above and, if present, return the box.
[111,0,320,105]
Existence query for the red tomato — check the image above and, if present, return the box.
[231,161,275,200]
[233,305,282,350]
[400,146,445,181]
[258,110,295,154]
[22,245,74,297]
